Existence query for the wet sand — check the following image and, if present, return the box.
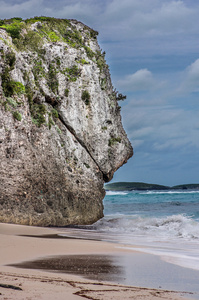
[0,223,196,299]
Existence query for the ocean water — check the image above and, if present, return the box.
[100,190,199,271]
[61,189,199,272]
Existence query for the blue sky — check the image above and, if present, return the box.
[1,0,199,186]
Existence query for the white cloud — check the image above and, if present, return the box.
[48,1,101,22]
[0,0,99,21]
[185,59,199,90]
[0,0,44,18]
[132,139,144,148]
[122,100,199,154]
[133,126,154,139]
[187,59,199,76]
[134,1,194,35]
[178,58,199,92]
[118,69,156,91]
[100,0,198,40]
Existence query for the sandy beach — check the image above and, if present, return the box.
[0,223,195,299]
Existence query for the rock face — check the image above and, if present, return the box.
[0,17,133,226]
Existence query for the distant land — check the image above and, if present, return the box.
[105,182,199,191]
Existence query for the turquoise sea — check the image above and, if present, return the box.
[63,189,199,271]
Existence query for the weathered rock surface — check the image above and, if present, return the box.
[0,17,133,226]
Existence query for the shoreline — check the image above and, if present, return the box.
[0,223,196,299]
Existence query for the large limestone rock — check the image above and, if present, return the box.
[0,17,133,226]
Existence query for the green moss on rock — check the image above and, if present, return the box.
[47,63,59,93]
[15,30,43,52]
[4,51,16,68]
[13,111,22,121]
[6,97,19,108]
[64,88,69,97]
[2,78,25,97]
[31,104,46,127]
[108,137,121,147]
[64,65,81,82]
[48,116,55,129]
[51,108,59,119]
[0,19,23,40]
[82,90,91,105]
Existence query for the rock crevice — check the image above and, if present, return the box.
[58,112,105,180]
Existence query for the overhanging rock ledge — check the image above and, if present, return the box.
[0,17,133,226]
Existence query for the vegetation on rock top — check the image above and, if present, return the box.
[0,16,125,129]
[0,17,98,54]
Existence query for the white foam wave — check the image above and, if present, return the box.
[119,245,199,271]
[142,190,199,195]
[162,253,199,271]
[94,214,199,241]
[105,191,128,196]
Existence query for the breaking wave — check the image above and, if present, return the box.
[105,191,128,196]
[93,214,199,242]
[142,190,199,195]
